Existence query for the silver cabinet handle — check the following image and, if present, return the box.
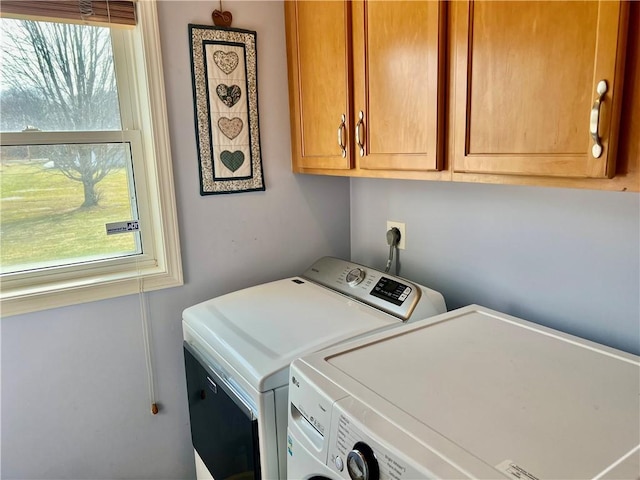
[590,80,607,159]
[337,114,347,158]
[355,110,365,157]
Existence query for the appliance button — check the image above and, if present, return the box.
[403,287,411,294]
[347,442,379,480]
[335,455,344,471]
[346,268,366,287]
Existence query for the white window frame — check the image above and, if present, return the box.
[0,1,183,316]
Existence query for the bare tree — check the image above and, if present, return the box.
[1,19,121,207]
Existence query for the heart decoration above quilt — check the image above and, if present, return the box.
[216,84,241,108]
[212,9,232,27]
[218,117,243,140]
[220,150,244,172]
[213,50,239,74]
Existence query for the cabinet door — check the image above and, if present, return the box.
[285,1,353,171]
[353,1,444,171]
[452,1,628,178]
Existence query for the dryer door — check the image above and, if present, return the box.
[184,342,261,480]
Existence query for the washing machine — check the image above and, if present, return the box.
[182,256,446,479]
[288,305,640,479]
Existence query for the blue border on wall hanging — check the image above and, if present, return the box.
[189,24,265,195]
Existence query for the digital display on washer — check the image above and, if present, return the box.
[370,277,412,306]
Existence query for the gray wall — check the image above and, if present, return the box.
[350,178,640,356]
[0,2,350,479]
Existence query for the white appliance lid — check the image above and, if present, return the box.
[324,306,640,480]
[182,278,398,392]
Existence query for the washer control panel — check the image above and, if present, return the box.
[328,407,424,480]
[302,257,423,321]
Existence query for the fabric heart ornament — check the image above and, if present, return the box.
[216,84,241,108]
[213,51,239,75]
[218,117,243,140]
[220,150,244,172]
[212,9,232,27]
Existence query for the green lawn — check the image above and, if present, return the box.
[1,162,138,271]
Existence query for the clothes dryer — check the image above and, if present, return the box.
[182,256,446,479]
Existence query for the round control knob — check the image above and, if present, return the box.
[346,268,366,287]
[347,442,379,480]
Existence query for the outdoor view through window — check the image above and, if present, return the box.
[0,18,141,274]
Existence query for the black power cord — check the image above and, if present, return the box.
[384,227,401,274]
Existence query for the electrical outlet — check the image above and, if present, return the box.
[386,221,406,250]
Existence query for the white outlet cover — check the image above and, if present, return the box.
[386,221,406,250]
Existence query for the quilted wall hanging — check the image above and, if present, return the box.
[189,24,265,195]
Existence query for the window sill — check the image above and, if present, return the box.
[1,261,183,316]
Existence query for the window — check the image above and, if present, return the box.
[0,1,183,315]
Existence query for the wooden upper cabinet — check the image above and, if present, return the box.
[353,1,444,171]
[451,1,629,178]
[285,1,352,170]
[285,0,444,174]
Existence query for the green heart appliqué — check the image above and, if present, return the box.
[220,150,244,172]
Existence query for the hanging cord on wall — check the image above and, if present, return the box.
[139,273,159,415]
[385,227,401,275]
[110,0,157,416]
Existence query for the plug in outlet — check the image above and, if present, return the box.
[386,221,406,250]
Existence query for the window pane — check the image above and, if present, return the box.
[0,18,122,132]
[0,143,141,274]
